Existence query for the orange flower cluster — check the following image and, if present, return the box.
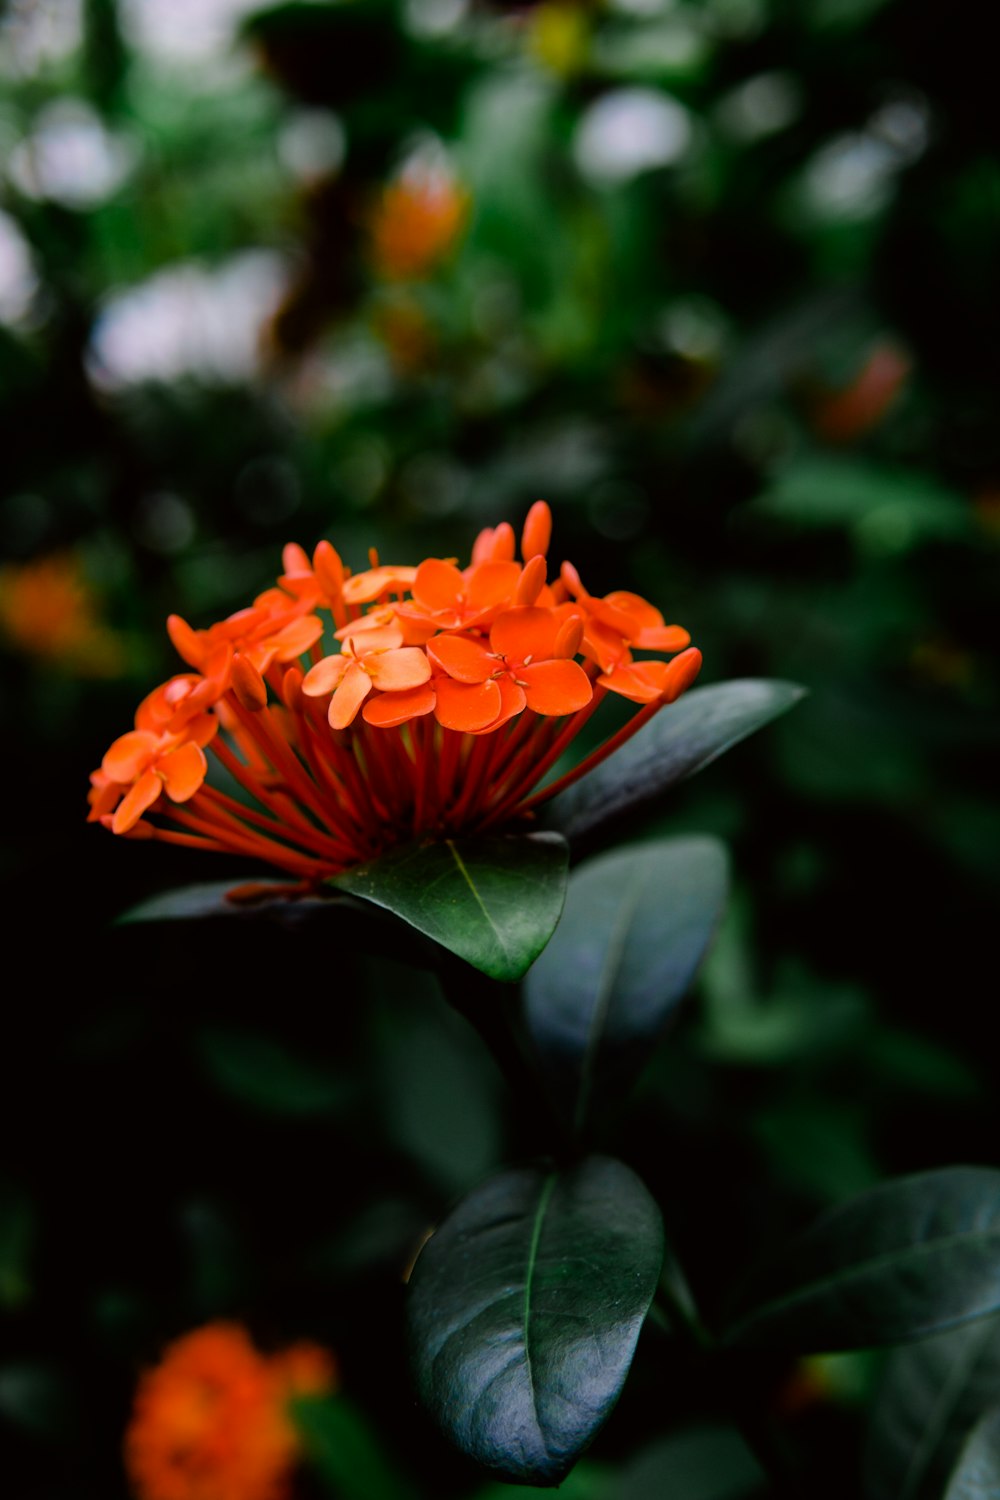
[88,503,701,883]
[369,162,469,281]
[124,1322,335,1500]
[0,552,124,676]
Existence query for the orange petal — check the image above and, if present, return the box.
[283,665,305,711]
[465,560,521,611]
[269,614,324,661]
[282,542,312,575]
[488,522,515,562]
[514,555,547,609]
[554,614,584,658]
[661,647,703,703]
[342,565,417,605]
[314,540,345,602]
[159,742,208,802]
[434,677,502,731]
[521,500,552,561]
[365,646,432,691]
[521,659,593,716]
[232,654,268,711]
[427,633,493,683]
[112,769,162,833]
[187,713,220,749]
[471,675,525,732]
[597,661,667,703]
[329,661,372,729]
[582,618,631,673]
[302,654,350,697]
[362,682,437,727]
[342,624,403,655]
[166,614,205,669]
[636,623,691,652]
[102,730,159,784]
[413,558,464,611]
[490,607,559,665]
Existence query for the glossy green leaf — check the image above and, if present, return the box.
[724,1168,1000,1354]
[865,1314,1000,1500]
[541,680,805,854]
[408,1156,664,1485]
[332,833,569,982]
[523,836,728,1131]
[943,1408,1000,1500]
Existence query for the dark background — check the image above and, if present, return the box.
[1,0,997,1493]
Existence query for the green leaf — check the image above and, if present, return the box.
[523,836,728,1131]
[408,1155,664,1486]
[541,680,805,854]
[116,880,356,924]
[332,833,569,983]
[196,1025,351,1117]
[724,1168,1000,1355]
[944,1408,1000,1500]
[291,1394,418,1500]
[616,1426,766,1499]
[865,1314,1000,1500]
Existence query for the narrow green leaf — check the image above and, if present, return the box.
[724,1168,1000,1354]
[523,836,728,1130]
[865,1314,1000,1500]
[408,1156,664,1485]
[944,1407,1000,1500]
[541,680,805,853]
[332,833,569,982]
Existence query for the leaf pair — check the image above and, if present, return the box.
[119,679,800,983]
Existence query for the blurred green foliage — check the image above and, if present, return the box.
[1,0,997,1493]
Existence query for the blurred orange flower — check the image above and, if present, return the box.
[89,502,701,882]
[124,1323,336,1500]
[369,162,469,281]
[0,552,124,676]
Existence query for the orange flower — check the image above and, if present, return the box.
[0,551,124,676]
[369,161,469,281]
[124,1322,336,1500]
[89,501,701,881]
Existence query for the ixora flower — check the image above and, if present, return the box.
[88,502,701,890]
[124,1322,335,1500]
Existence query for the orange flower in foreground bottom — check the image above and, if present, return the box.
[125,1323,336,1500]
[89,501,702,884]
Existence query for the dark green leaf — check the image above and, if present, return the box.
[196,1025,351,1117]
[944,1408,1000,1500]
[724,1168,1000,1354]
[116,880,356,924]
[292,1394,417,1500]
[523,836,728,1131]
[408,1156,663,1485]
[616,1426,766,1499]
[865,1314,1000,1500]
[332,833,569,982]
[541,681,805,854]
